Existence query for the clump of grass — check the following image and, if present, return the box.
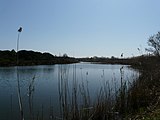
[28,75,35,120]
[117,56,160,119]
[58,64,91,119]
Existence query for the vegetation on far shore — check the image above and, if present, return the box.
[0,49,157,67]
[0,50,78,66]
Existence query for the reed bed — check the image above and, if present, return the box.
[14,61,159,120]
[57,64,139,120]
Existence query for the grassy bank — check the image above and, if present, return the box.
[124,56,160,119]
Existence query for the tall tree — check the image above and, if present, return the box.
[146,32,160,56]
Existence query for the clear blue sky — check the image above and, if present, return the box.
[0,0,160,58]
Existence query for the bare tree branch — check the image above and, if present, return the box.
[146,32,160,56]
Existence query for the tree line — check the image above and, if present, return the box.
[1,31,160,66]
[0,50,78,66]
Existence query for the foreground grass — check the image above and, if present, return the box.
[127,109,160,120]
[123,56,160,120]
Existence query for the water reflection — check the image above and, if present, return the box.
[0,63,138,120]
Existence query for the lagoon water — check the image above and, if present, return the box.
[0,63,138,120]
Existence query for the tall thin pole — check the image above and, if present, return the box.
[16,27,24,120]
[17,32,20,65]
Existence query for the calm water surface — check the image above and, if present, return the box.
[0,63,139,120]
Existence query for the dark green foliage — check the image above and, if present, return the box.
[0,50,16,66]
[0,50,79,66]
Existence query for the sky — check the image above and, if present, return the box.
[0,0,160,58]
